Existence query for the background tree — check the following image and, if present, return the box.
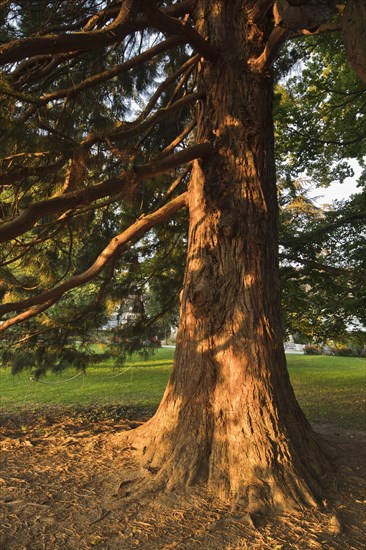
[1,0,365,513]
[274,30,366,346]
[280,188,366,345]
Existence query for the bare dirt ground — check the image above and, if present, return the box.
[1,409,365,550]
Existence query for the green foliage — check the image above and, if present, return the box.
[1,1,365,372]
[0,9,191,365]
[280,187,366,343]
[275,33,366,189]
[276,37,366,344]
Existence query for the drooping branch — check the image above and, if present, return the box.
[11,52,84,89]
[0,90,204,240]
[0,218,68,268]
[16,36,186,112]
[110,91,204,141]
[0,0,140,66]
[0,192,188,325]
[0,143,212,243]
[133,55,200,124]
[75,90,203,152]
[280,253,366,282]
[280,209,366,246]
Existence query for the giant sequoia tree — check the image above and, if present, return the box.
[1,1,366,511]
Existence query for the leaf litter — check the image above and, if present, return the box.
[0,408,365,549]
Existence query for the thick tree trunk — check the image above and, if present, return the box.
[120,1,330,512]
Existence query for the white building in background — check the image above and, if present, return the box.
[102,294,143,331]
[284,334,305,353]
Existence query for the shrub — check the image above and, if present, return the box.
[303,345,322,355]
[330,347,360,357]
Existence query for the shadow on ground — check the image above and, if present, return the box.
[1,408,365,549]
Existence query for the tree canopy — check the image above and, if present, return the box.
[1,1,364,369]
[1,0,366,511]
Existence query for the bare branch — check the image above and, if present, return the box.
[141,1,215,60]
[250,1,276,23]
[251,0,340,70]
[156,0,195,19]
[274,0,337,32]
[157,120,196,159]
[0,151,53,162]
[0,193,188,326]
[292,21,341,37]
[157,165,192,208]
[29,36,186,108]
[250,26,291,72]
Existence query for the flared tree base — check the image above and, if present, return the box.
[112,378,332,515]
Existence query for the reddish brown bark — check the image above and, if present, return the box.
[342,0,366,84]
[119,0,330,512]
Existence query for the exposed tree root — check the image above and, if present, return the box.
[110,400,333,516]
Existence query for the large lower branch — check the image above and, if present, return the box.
[0,300,60,332]
[135,143,208,179]
[0,192,187,326]
[0,0,139,66]
[0,143,211,243]
[0,1,195,68]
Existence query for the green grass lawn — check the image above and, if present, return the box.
[1,348,365,428]
[288,354,365,429]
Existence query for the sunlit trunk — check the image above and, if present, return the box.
[122,0,329,511]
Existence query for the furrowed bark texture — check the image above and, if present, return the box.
[122,0,330,511]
